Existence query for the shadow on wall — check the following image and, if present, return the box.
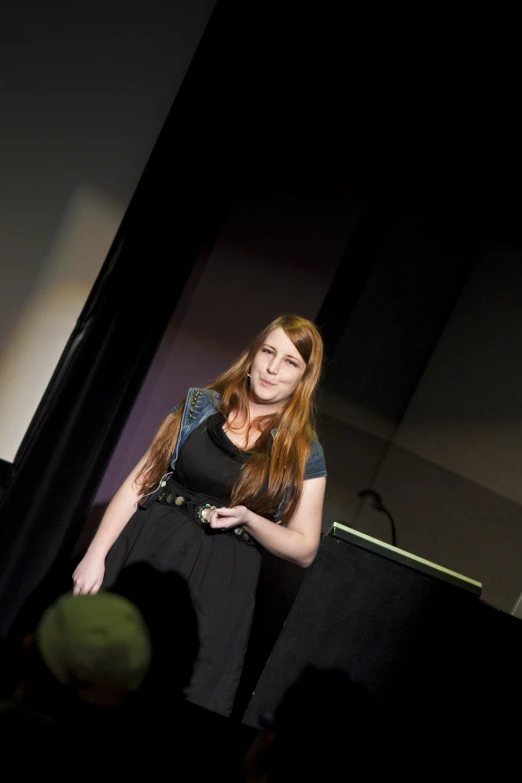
[317,408,393,534]
[368,441,522,611]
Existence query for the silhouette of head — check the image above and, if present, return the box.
[108,562,199,700]
[245,666,389,782]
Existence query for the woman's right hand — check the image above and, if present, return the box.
[72,552,106,595]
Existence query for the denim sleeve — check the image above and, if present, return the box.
[304,440,327,480]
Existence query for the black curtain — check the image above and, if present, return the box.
[0,0,247,636]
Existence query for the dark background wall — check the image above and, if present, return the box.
[371,244,522,610]
[319,198,479,539]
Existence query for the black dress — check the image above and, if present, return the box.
[103,413,262,717]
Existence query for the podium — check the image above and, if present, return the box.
[244,523,522,733]
[243,524,522,773]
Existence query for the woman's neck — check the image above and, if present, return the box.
[224,400,279,450]
[247,399,282,419]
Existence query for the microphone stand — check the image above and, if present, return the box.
[357,489,397,547]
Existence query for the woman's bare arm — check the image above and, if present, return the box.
[73,413,176,594]
[85,452,150,560]
[210,477,326,568]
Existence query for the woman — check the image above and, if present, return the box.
[72,314,327,716]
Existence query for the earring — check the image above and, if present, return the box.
[247,373,251,378]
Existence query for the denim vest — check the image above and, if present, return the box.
[168,388,327,519]
[170,388,327,476]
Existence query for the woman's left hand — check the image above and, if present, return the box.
[210,505,251,529]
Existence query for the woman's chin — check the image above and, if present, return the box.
[251,385,278,404]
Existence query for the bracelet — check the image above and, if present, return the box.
[197,504,216,525]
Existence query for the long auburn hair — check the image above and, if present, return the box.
[136,315,324,523]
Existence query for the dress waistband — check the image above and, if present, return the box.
[160,474,224,509]
[139,475,258,549]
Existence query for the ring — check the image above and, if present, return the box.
[197,503,216,525]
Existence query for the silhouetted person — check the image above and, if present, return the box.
[109,562,257,781]
[243,666,394,782]
[0,554,77,698]
[0,591,152,776]
[109,561,199,707]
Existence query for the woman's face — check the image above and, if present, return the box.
[250,327,306,408]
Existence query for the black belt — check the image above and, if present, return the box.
[142,477,258,549]
[157,487,215,523]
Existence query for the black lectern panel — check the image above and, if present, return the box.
[244,527,482,730]
[243,525,522,775]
